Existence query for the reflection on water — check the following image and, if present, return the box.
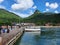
[14,28,60,45]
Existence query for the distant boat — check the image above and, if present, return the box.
[25,28,41,32]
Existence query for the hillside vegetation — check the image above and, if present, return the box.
[22,10,60,26]
[0,9,22,25]
[0,9,60,26]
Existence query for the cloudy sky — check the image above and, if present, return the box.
[0,0,60,17]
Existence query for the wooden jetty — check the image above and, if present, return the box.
[0,27,24,45]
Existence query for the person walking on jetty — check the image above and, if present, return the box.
[7,29,10,33]
[7,25,10,33]
[0,26,2,34]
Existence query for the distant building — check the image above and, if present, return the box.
[45,23,53,26]
[56,23,60,26]
[21,23,35,26]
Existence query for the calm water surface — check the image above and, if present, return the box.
[14,28,60,45]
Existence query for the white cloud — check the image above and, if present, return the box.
[15,12,33,18]
[49,3,58,9]
[46,2,49,7]
[9,10,34,18]
[46,9,49,11]
[43,8,49,12]
[18,10,34,18]
[0,0,4,3]
[0,5,6,9]
[45,2,59,9]
[54,10,59,13]
[17,13,30,18]
[33,6,37,9]
[19,10,34,17]
[11,0,34,10]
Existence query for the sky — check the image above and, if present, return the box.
[0,0,60,17]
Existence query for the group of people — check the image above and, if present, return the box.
[0,25,21,34]
[0,26,10,34]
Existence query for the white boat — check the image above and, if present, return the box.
[25,28,41,32]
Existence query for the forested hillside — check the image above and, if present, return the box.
[22,10,60,25]
[0,9,60,26]
[0,9,22,25]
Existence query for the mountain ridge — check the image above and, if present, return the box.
[22,10,60,26]
[0,9,22,25]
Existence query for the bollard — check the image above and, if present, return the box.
[0,37,2,45]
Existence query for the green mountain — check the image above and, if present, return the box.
[0,9,60,26]
[22,10,60,26]
[0,9,22,25]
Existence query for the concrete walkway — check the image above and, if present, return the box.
[0,27,24,45]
